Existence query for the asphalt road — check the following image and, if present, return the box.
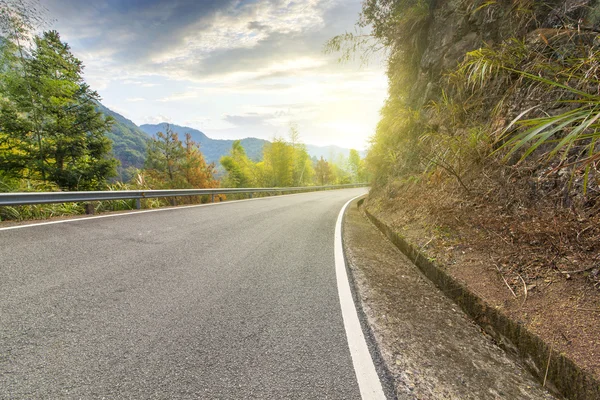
[0,188,369,399]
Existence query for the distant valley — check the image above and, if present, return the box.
[98,104,360,179]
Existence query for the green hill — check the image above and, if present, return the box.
[139,123,269,164]
[96,103,148,180]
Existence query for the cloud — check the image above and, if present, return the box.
[122,79,162,87]
[157,91,200,102]
[142,114,173,125]
[223,113,277,127]
[46,0,361,84]
[126,97,146,102]
[247,21,271,32]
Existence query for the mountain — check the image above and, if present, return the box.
[139,123,269,164]
[96,103,149,179]
[96,102,360,179]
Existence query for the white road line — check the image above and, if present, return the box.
[335,194,387,400]
[0,190,330,232]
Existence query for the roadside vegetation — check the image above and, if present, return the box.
[220,127,366,190]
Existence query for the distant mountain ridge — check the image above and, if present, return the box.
[97,105,360,178]
[139,123,268,164]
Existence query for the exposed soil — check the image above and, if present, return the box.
[365,181,600,384]
[343,199,556,399]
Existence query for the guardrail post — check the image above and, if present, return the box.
[249,192,253,199]
[85,203,94,215]
[135,198,141,210]
[211,194,215,203]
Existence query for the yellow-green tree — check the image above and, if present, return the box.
[262,138,294,187]
[220,140,257,187]
[348,149,366,182]
[289,126,314,186]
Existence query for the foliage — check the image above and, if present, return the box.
[359,0,431,48]
[0,172,165,221]
[453,31,600,193]
[96,102,148,180]
[324,0,430,80]
[366,101,424,186]
[261,128,321,187]
[220,140,259,187]
[261,137,295,187]
[314,156,332,185]
[140,123,269,165]
[333,0,600,199]
[0,175,83,220]
[0,6,117,190]
[220,127,359,188]
[143,124,218,192]
[348,149,367,182]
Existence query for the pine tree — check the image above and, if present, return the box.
[144,126,217,190]
[144,124,186,185]
[0,26,117,189]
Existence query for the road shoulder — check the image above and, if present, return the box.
[342,198,555,399]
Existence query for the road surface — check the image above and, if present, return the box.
[1,188,374,399]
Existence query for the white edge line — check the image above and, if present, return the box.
[335,194,387,400]
[0,190,347,232]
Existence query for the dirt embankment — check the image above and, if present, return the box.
[343,198,555,399]
[365,186,600,399]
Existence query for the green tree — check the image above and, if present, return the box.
[144,124,186,185]
[289,126,314,186]
[263,137,294,187]
[0,25,117,189]
[144,126,217,190]
[220,140,256,187]
[348,149,366,182]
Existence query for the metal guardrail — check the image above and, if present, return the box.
[0,184,369,209]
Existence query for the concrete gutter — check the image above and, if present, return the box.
[361,199,600,400]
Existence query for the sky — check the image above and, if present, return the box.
[42,0,387,150]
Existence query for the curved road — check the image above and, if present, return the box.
[1,188,373,399]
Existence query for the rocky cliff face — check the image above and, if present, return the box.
[410,0,599,108]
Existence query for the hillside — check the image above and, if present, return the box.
[140,123,269,164]
[95,103,148,179]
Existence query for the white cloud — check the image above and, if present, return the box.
[142,114,173,125]
[157,91,201,102]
